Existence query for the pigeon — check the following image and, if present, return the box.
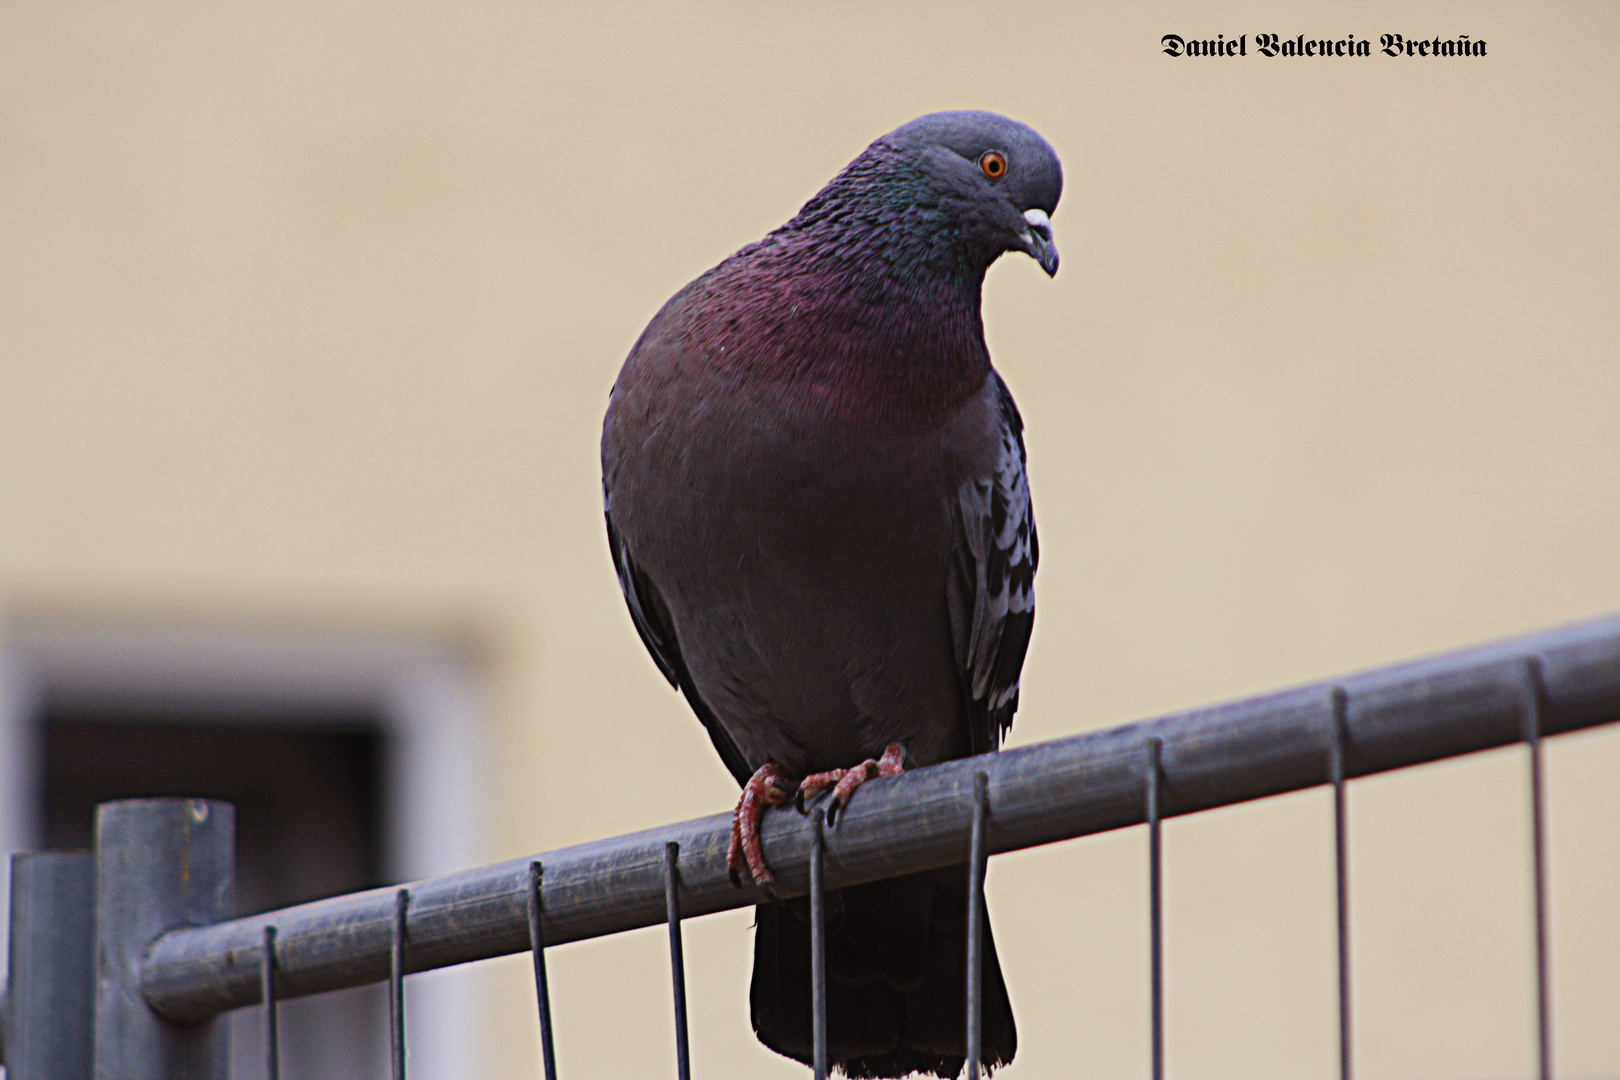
[602,111,1059,1078]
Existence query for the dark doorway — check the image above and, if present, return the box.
[43,702,389,1077]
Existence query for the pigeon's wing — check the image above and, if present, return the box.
[605,501,755,785]
[947,371,1038,756]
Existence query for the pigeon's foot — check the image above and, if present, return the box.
[794,743,906,825]
[728,761,794,896]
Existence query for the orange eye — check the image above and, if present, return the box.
[979,151,1007,179]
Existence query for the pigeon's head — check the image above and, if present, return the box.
[880,110,1063,277]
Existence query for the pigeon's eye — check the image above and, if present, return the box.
[978,151,1007,180]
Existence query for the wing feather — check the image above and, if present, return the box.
[948,372,1038,755]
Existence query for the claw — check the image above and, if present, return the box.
[826,761,876,825]
[795,767,848,813]
[728,761,792,894]
[728,748,906,892]
[804,743,907,827]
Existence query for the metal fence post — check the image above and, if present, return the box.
[809,808,828,1080]
[1524,657,1553,1080]
[95,798,234,1080]
[1145,738,1164,1080]
[965,772,989,1080]
[1330,688,1353,1080]
[7,851,96,1079]
[662,841,692,1080]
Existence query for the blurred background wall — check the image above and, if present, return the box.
[1,2,1616,1077]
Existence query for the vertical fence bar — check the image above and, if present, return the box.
[261,924,280,1080]
[7,851,95,1080]
[528,861,559,1080]
[1525,657,1553,1080]
[1329,688,1352,1080]
[390,888,409,1080]
[663,842,692,1080]
[966,772,989,1080]
[809,808,828,1080]
[1146,737,1164,1080]
[94,799,233,1080]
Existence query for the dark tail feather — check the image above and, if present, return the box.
[751,865,1016,1079]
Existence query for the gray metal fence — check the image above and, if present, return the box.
[5,614,1618,1079]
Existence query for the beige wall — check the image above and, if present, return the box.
[2,3,1617,1077]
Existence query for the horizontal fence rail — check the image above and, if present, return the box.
[139,614,1620,1023]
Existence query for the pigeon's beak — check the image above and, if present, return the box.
[1019,208,1059,277]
